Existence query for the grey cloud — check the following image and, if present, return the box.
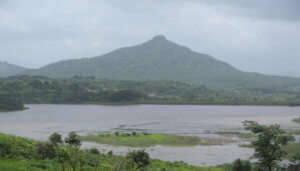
[0,0,299,77]
[200,0,300,21]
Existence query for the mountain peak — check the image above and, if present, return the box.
[143,35,176,48]
[151,35,167,41]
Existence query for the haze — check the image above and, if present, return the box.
[0,0,299,77]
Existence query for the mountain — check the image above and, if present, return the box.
[22,35,300,89]
[0,62,26,77]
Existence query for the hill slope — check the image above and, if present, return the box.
[0,62,26,77]
[23,35,300,89]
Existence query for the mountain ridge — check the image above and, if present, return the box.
[21,35,300,89]
[0,61,27,77]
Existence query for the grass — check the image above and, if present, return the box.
[211,131,255,141]
[0,133,36,158]
[0,158,225,171]
[292,117,300,124]
[283,143,300,159]
[150,160,224,171]
[239,142,300,159]
[80,133,205,147]
[0,132,227,171]
[286,129,300,135]
[0,159,61,171]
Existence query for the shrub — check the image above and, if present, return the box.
[49,132,63,146]
[65,132,81,147]
[232,159,251,171]
[126,150,150,169]
[89,148,100,155]
[35,142,56,160]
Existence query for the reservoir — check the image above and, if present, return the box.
[1,104,299,166]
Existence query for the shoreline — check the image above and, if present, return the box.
[22,102,300,107]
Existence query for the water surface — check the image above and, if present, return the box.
[1,104,299,166]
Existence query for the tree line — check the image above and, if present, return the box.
[0,75,299,106]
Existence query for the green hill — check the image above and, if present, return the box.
[0,61,26,77]
[22,35,300,89]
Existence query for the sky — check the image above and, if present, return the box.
[0,0,299,77]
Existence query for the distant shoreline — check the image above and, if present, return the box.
[22,102,300,107]
[0,107,29,112]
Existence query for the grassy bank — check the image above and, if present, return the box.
[0,132,225,171]
[0,158,224,171]
[283,143,300,159]
[80,133,205,147]
[292,117,300,124]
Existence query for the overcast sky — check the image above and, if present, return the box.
[0,0,299,77]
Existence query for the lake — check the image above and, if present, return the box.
[0,104,300,166]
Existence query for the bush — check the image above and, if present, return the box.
[232,159,251,171]
[65,132,81,147]
[35,142,56,160]
[126,150,150,169]
[49,132,62,146]
[89,148,100,155]
[0,133,35,159]
[0,139,11,157]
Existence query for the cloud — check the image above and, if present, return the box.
[199,0,300,21]
[0,0,299,77]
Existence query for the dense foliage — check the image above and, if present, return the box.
[243,121,295,171]
[1,121,300,170]
[0,93,24,111]
[0,75,300,106]
[0,132,223,171]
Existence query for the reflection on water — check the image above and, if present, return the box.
[0,104,299,166]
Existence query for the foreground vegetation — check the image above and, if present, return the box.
[0,93,24,111]
[283,143,300,159]
[1,75,300,106]
[1,121,300,170]
[80,133,203,147]
[0,132,223,171]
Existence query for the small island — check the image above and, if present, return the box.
[80,132,228,147]
[292,117,300,124]
[0,94,25,112]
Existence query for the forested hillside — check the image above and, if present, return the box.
[1,76,299,105]
[21,36,300,90]
[0,61,26,77]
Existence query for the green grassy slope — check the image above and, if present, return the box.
[0,133,224,171]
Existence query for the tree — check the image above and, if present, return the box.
[66,146,82,171]
[55,148,70,171]
[84,151,101,169]
[89,148,100,155]
[232,159,251,171]
[126,150,150,169]
[65,132,81,147]
[289,153,300,171]
[35,142,56,160]
[243,120,294,171]
[49,132,63,146]
[109,90,144,102]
